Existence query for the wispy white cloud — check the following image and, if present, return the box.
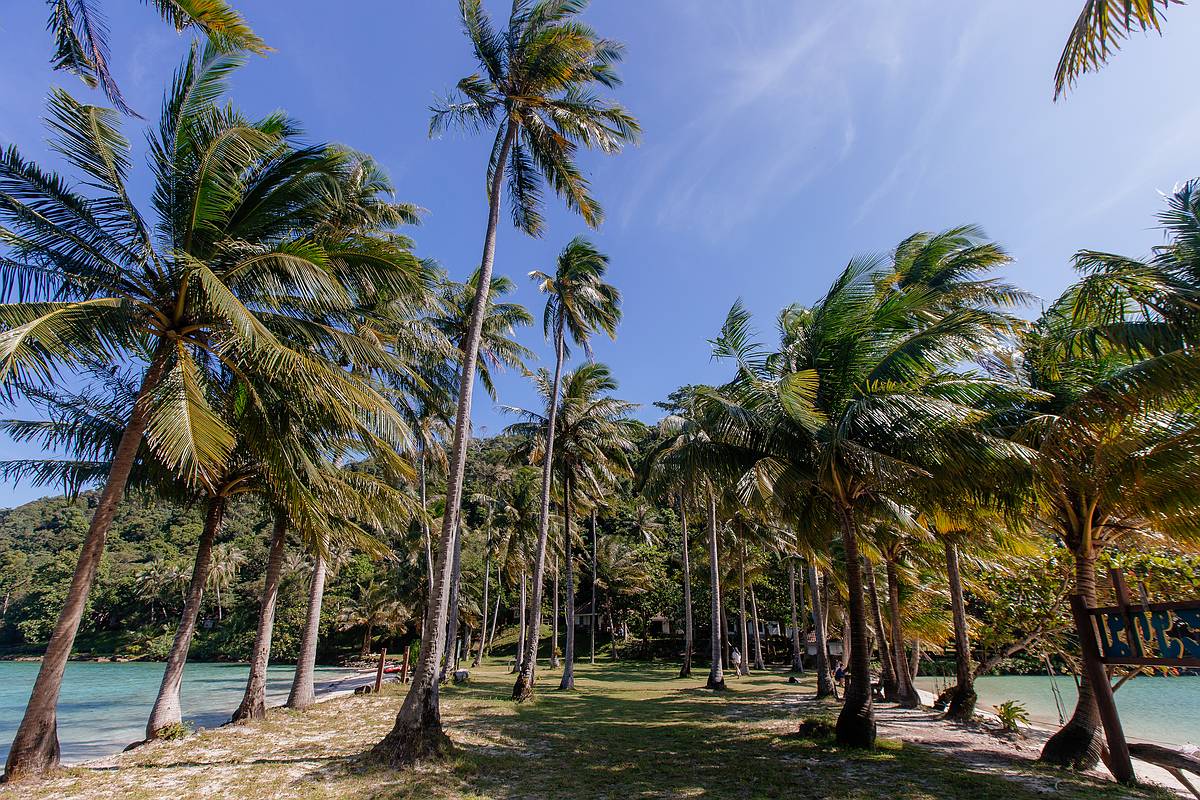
[851,2,997,225]
[617,0,935,238]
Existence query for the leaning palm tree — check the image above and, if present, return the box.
[505,362,637,692]
[375,0,638,764]
[1055,0,1181,99]
[1001,301,1200,768]
[41,0,268,115]
[706,228,1033,748]
[512,237,620,701]
[0,45,413,779]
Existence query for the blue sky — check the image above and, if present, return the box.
[1,1,1197,507]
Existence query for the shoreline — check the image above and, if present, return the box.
[0,662,378,768]
[60,665,378,769]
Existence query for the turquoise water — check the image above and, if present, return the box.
[0,661,355,764]
[916,674,1200,747]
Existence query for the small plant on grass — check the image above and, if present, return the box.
[155,722,193,741]
[994,701,1029,734]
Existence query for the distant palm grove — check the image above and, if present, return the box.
[0,0,1197,791]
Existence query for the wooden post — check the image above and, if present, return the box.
[1069,594,1136,785]
[374,647,387,694]
[400,644,411,683]
[1109,570,1144,658]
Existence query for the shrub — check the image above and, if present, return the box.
[994,700,1029,733]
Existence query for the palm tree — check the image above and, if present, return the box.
[338,580,412,658]
[1055,0,1179,99]
[1000,301,1200,768]
[136,557,181,624]
[41,0,267,115]
[705,228,1032,747]
[0,44,412,778]
[593,535,654,657]
[207,543,245,621]
[376,0,638,763]
[428,269,532,685]
[505,362,637,692]
[512,237,620,701]
[874,528,923,709]
[642,387,753,691]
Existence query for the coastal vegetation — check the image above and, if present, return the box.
[1,0,1198,795]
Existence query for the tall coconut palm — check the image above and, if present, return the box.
[0,45,411,779]
[512,237,620,701]
[41,0,267,115]
[705,228,1032,747]
[375,0,638,761]
[504,362,637,691]
[428,269,531,685]
[1055,0,1180,99]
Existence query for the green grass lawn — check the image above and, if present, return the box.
[6,659,1171,800]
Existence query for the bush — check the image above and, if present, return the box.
[795,718,836,740]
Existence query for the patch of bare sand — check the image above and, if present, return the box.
[869,701,1190,798]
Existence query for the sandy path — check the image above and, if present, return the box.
[871,693,1193,797]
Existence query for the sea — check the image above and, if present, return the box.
[0,661,357,764]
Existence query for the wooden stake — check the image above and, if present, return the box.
[374,647,387,694]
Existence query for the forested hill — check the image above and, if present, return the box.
[0,489,393,663]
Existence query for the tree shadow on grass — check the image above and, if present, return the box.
[292,661,1144,800]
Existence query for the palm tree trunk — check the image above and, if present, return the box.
[487,561,501,654]
[749,584,765,670]
[807,563,834,698]
[287,548,328,710]
[361,626,373,659]
[559,477,576,690]
[737,538,750,676]
[513,319,567,701]
[420,450,433,590]
[943,541,976,721]
[788,560,803,673]
[473,552,490,668]
[512,569,527,675]
[590,509,598,665]
[4,346,170,781]
[608,606,619,660]
[841,609,853,672]
[864,558,898,702]
[884,555,920,708]
[440,526,464,683]
[834,506,876,748]
[720,605,731,671]
[231,510,288,723]
[374,119,516,765]
[679,498,694,679]
[1041,546,1104,769]
[146,496,224,738]
[704,492,726,690]
[550,551,560,669]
